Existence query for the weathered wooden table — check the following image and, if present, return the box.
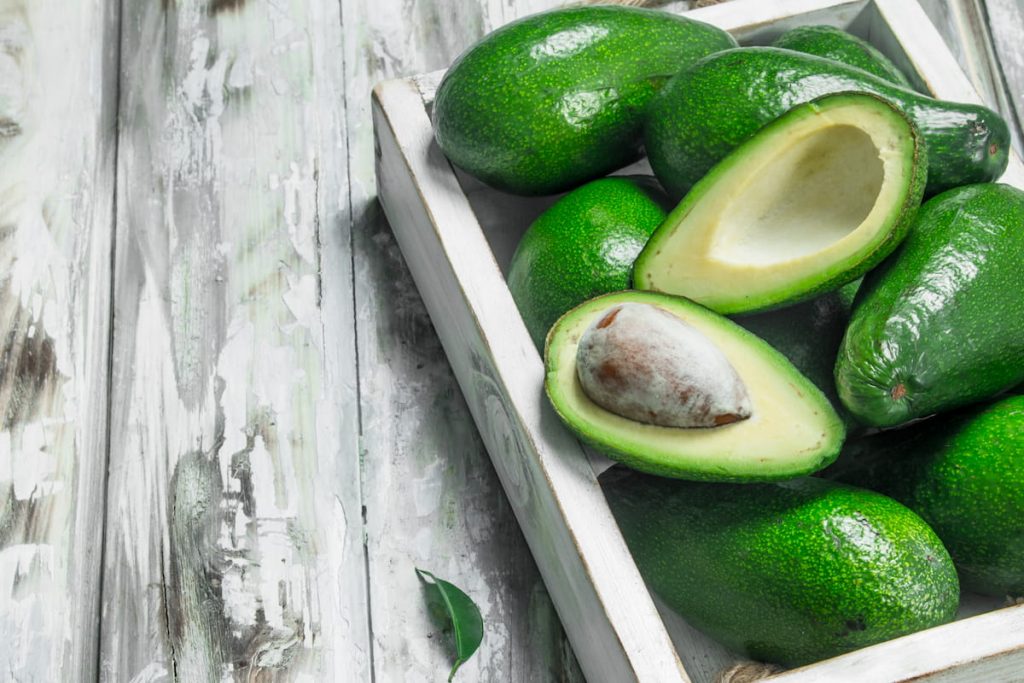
[1,1,1020,680]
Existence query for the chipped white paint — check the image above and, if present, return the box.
[0,0,118,680]
[346,0,585,680]
[2,0,1023,680]
[101,0,367,680]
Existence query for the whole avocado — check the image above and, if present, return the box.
[645,47,1008,198]
[826,395,1024,598]
[603,471,959,666]
[433,6,736,195]
[836,183,1024,427]
[773,25,915,88]
[508,177,670,350]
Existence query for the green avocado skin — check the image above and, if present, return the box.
[603,472,959,666]
[433,7,736,195]
[508,177,670,349]
[733,280,860,431]
[836,184,1024,427]
[773,25,914,89]
[825,396,1024,598]
[645,47,1008,198]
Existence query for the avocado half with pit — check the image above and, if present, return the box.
[635,92,927,315]
[545,291,845,481]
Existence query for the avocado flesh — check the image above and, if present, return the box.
[836,183,1024,427]
[635,94,924,314]
[645,47,1008,199]
[603,472,960,667]
[545,291,844,481]
[825,395,1024,598]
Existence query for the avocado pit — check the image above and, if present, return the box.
[575,302,752,428]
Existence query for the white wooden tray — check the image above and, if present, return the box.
[372,1,1024,680]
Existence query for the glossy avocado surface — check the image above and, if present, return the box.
[826,395,1024,598]
[836,183,1024,427]
[508,176,670,350]
[773,25,915,88]
[433,6,736,195]
[645,47,1008,198]
[603,472,959,666]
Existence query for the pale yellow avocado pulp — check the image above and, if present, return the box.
[545,291,845,481]
[635,95,921,314]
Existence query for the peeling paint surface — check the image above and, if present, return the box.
[5,0,1021,682]
[0,0,118,680]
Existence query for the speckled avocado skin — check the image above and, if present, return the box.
[836,184,1024,427]
[508,177,670,349]
[825,396,1024,598]
[773,25,915,88]
[432,6,736,196]
[603,471,959,667]
[645,47,1008,198]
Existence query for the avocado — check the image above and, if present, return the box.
[773,25,915,89]
[733,281,860,431]
[825,395,1024,598]
[836,183,1024,427]
[634,93,926,314]
[645,47,1008,199]
[432,6,737,195]
[545,291,844,481]
[602,471,959,666]
[508,177,670,350]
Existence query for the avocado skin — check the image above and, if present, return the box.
[734,282,860,431]
[773,25,914,89]
[603,472,959,666]
[836,184,1024,427]
[645,47,1008,198]
[433,7,736,195]
[825,396,1024,598]
[508,177,670,349]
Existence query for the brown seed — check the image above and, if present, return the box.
[576,303,752,428]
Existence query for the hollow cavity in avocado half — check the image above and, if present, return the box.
[635,92,927,315]
[545,291,846,481]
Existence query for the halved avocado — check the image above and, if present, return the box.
[634,92,927,315]
[545,291,845,481]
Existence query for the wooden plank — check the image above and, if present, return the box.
[916,0,1024,156]
[347,1,588,679]
[980,0,1024,152]
[767,604,1024,682]
[0,1,118,680]
[99,0,369,679]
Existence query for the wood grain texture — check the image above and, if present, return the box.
[100,0,368,680]
[979,0,1024,153]
[0,1,118,680]
[345,0,587,679]
[916,0,1024,156]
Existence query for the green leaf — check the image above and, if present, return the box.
[416,568,484,681]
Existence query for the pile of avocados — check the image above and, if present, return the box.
[432,5,1024,670]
